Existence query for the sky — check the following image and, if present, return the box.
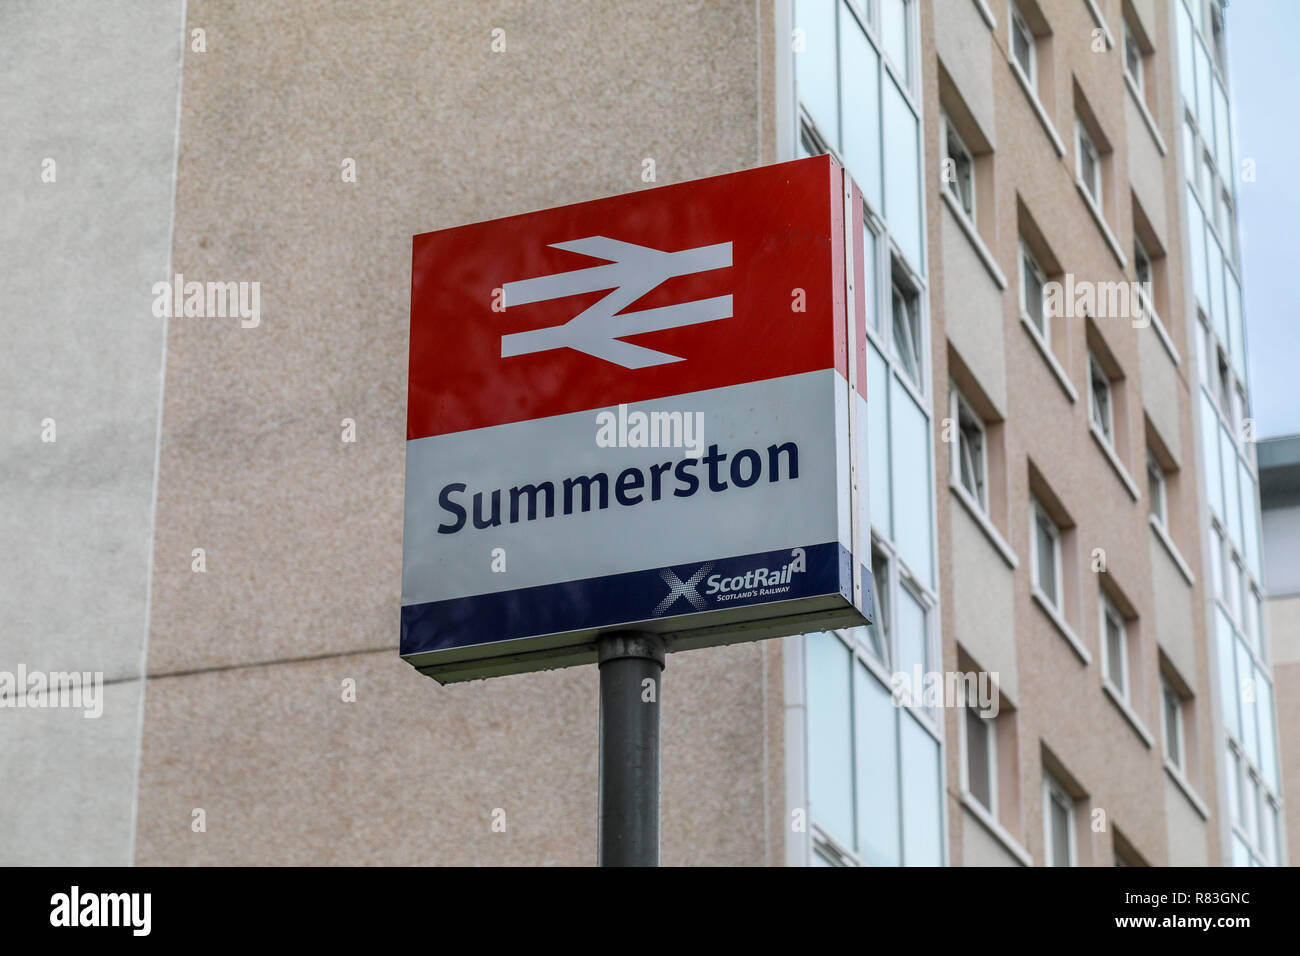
[1227,0,1300,439]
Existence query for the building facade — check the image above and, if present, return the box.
[1258,435,1300,862]
[1,0,1284,866]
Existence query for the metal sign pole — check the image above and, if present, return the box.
[596,631,665,867]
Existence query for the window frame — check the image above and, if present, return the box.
[1087,351,1114,444]
[1009,1,1036,85]
[1019,239,1049,344]
[961,691,998,817]
[1030,497,1063,612]
[1124,20,1144,93]
[941,114,975,222]
[1042,773,1077,867]
[1075,117,1102,204]
[1162,679,1185,771]
[1147,450,1167,526]
[890,275,924,390]
[1100,592,1130,701]
[949,386,988,511]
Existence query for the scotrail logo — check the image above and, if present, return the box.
[654,548,807,616]
[500,236,733,369]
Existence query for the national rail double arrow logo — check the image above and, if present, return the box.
[500,236,733,369]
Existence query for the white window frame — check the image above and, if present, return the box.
[1087,351,1114,443]
[1030,497,1063,612]
[941,115,975,221]
[1100,592,1129,701]
[1161,678,1185,771]
[949,386,988,511]
[890,276,923,390]
[1123,20,1143,93]
[960,688,998,817]
[1075,117,1101,204]
[1147,450,1167,526]
[1042,773,1077,866]
[1134,236,1152,295]
[1009,1,1036,85]
[1019,239,1049,344]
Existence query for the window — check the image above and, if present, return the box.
[1043,773,1076,866]
[1010,1,1035,83]
[1134,237,1152,296]
[1211,2,1227,72]
[1217,188,1232,240]
[1124,21,1143,93]
[964,698,996,814]
[891,278,922,388]
[943,118,974,219]
[1162,680,1185,771]
[1031,498,1062,611]
[1020,241,1048,342]
[1088,352,1113,442]
[1076,118,1101,203]
[1101,593,1129,699]
[950,387,987,509]
[1147,451,1166,524]
[866,545,891,666]
[881,0,912,88]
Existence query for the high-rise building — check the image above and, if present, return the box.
[1258,434,1300,864]
[1,0,1285,866]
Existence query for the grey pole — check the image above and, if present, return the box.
[597,631,665,867]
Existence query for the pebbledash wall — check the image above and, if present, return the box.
[0,0,1283,867]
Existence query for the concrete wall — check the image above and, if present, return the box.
[132,0,782,866]
[0,0,185,865]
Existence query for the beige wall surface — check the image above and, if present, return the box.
[135,0,780,866]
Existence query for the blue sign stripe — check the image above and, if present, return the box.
[401,542,851,657]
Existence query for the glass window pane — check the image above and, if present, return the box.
[1216,608,1239,740]
[1240,466,1261,581]
[1231,835,1251,867]
[1226,745,1241,824]
[881,0,909,82]
[862,224,878,333]
[1256,672,1278,792]
[1214,80,1231,185]
[855,665,901,864]
[795,0,839,150]
[1196,39,1213,141]
[965,707,992,811]
[1106,614,1125,691]
[1200,392,1222,518]
[896,582,927,682]
[807,632,854,847]
[867,342,891,537]
[883,75,923,273]
[1188,190,1208,310]
[1208,234,1226,345]
[901,712,942,865]
[1226,269,1245,380]
[839,11,882,211]
[1236,638,1258,761]
[1221,424,1241,548]
[890,377,933,587]
[1035,513,1057,604]
[1049,791,1071,866]
[1163,686,1181,764]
